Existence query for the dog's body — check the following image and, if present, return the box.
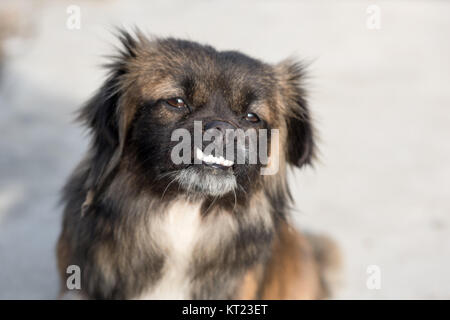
[57,31,339,299]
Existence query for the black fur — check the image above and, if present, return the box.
[58,30,315,299]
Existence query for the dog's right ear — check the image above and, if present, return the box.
[78,30,144,195]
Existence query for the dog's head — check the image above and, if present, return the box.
[81,30,314,203]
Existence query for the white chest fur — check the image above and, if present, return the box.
[138,201,202,300]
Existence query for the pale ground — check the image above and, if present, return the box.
[0,0,449,299]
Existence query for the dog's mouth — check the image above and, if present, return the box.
[194,147,234,171]
[173,148,237,196]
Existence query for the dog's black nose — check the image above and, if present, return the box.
[204,120,236,133]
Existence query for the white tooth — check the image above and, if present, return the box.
[205,155,214,163]
[196,148,203,160]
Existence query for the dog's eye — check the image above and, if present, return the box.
[166,98,187,109]
[244,112,260,123]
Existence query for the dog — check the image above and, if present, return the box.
[57,30,339,299]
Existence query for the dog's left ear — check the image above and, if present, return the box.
[276,60,315,167]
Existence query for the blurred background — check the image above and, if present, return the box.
[0,0,449,299]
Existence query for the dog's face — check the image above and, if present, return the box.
[82,31,314,201]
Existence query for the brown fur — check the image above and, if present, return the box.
[57,29,339,300]
[238,221,339,299]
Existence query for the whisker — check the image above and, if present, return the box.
[204,195,219,215]
[161,177,177,201]
[232,188,237,213]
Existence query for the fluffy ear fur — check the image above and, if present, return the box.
[276,60,315,167]
[78,30,142,193]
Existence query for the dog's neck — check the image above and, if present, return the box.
[135,200,231,299]
[136,200,201,299]
[136,196,275,299]
[78,171,276,299]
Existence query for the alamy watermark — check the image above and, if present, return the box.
[366,5,381,30]
[366,264,381,290]
[66,265,81,290]
[170,121,279,175]
[66,5,81,30]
